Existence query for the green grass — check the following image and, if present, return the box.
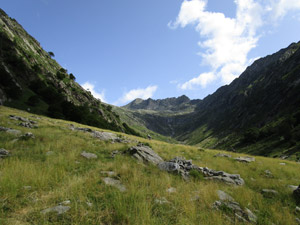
[0,105,300,224]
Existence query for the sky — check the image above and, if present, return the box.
[2,0,300,105]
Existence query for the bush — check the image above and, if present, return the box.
[69,73,76,80]
[27,95,40,106]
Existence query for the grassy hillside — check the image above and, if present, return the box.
[1,105,300,224]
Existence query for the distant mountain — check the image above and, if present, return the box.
[0,9,138,135]
[123,42,300,157]
[123,95,201,113]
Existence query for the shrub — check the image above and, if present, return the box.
[69,73,76,80]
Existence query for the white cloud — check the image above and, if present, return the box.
[179,72,216,90]
[172,0,300,90]
[116,85,158,105]
[81,81,106,102]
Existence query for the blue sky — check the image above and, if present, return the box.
[2,0,300,105]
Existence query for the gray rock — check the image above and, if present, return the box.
[166,187,176,193]
[102,177,126,192]
[235,156,255,163]
[100,171,116,177]
[293,185,300,202]
[200,167,245,186]
[46,151,54,156]
[59,200,71,206]
[19,132,35,140]
[0,126,21,135]
[81,151,97,159]
[126,144,164,165]
[279,162,286,165]
[154,197,169,205]
[19,122,38,129]
[41,205,70,215]
[158,162,180,172]
[288,185,298,191]
[86,201,93,207]
[264,170,273,178]
[261,189,278,197]
[217,190,234,202]
[0,148,10,158]
[213,190,257,223]
[296,217,300,225]
[214,153,232,158]
[111,150,121,158]
[296,206,300,214]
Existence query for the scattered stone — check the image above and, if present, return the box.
[166,187,176,193]
[234,156,255,163]
[214,153,232,158]
[213,190,257,223]
[0,126,21,135]
[280,155,289,160]
[23,186,32,190]
[70,125,128,143]
[154,197,169,205]
[293,185,300,202]
[264,170,273,178]
[59,200,71,206]
[19,122,38,129]
[158,156,244,185]
[217,190,234,202]
[261,189,278,197]
[19,132,35,140]
[190,194,200,201]
[296,218,300,225]
[81,151,97,159]
[126,144,164,165]
[200,167,245,186]
[102,177,126,192]
[296,206,300,214]
[0,148,10,158]
[288,185,298,191]
[100,171,116,177]
[86,201,93,207]
[111,150,121,158]
[279,162,286,165]
[41,205,70,215]
[46,151,54,156]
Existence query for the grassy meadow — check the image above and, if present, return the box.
[0,106,300,224]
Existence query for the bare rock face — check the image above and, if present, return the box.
[126,144,164,165]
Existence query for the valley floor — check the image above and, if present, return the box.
[0,106,300,225]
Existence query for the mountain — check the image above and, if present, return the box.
[123,42,300,158]
[0,9,137,135]
[124,95,201,113]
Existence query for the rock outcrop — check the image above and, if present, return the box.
[126,144,164,165]
[0,148,10,158]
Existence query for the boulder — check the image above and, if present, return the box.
[214,153,232,158]
[41,205,70,215]
[288,185,298,191]
[126,144,164,165]
[261,189,278,198]
[81,151,98,159]
[0,148,10,158]
[293,185,300,202]
[0,126,21,135]
[200,167,245,186]
[19,122,38,129]
[19,132,35,140]
[102,177,126,192]
[235,156,255,163]
[213,190,257,223]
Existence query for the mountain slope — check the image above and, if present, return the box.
[0,9,137,134]
[123,42,300,157]
[1,106,300,224]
